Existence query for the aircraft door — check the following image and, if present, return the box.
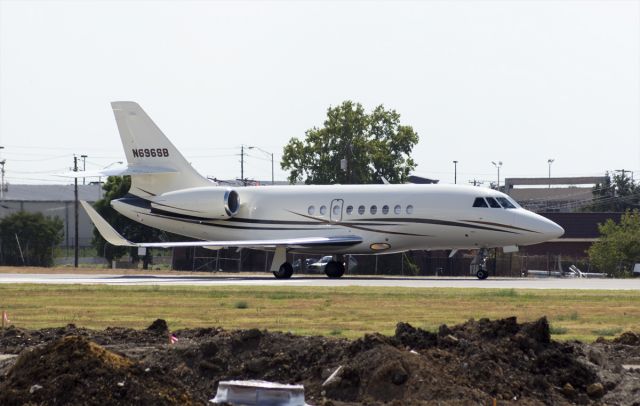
[330,199,344,222]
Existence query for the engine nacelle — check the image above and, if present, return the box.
[151,187,240,219]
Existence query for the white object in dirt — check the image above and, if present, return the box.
[322,365,343,386]
[210,380,308,406]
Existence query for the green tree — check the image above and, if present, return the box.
[92,176,167,268]
[0,211,63,267]
[281,101,419,185]
[587,210,640,277]
[585,171,640,211]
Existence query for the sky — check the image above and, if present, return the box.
[0,0,638,187]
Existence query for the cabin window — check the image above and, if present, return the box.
[382,205,389,215]
[485,197,502,208]
[308,205,315,215]
[394,205,401,215]
[358,205,365,215]
[370,205,377,215]
[346,205,353,215]
[472,197,488,208]
[406,205,414,214]
[320,205,327,215]
[332,205,341,216]
[496,197,516,209]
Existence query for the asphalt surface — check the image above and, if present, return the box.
[1,273,639,290]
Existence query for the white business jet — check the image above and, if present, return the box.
[80,102,564,280]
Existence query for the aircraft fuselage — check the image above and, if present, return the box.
[112,183,563,255]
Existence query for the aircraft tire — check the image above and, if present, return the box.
[273,262,293,279]
[325,260,345,278]
[476,269,489,280]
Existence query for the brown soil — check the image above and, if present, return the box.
[1,317,639,405]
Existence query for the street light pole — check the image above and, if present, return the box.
[453,160,458,184]
[547,159,555,188]
[491,161,503,189]
[248,146,274,185]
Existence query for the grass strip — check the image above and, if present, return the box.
[0,285,638,342]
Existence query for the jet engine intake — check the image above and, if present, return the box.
[151,187,240,219]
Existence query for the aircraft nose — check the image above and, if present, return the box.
[541,218,564,239]
[515,211,564,242]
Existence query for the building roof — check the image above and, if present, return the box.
[509,187,593,202]
[0,184,103,202]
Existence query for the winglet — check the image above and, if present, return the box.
[80,201,135,247]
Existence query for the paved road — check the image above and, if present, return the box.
[0,273,639,290]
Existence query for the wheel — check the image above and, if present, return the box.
[476,268,489,280]
[324,260,345,278]
[273,262,293,279]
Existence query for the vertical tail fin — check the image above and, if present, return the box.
[111,101,210,197]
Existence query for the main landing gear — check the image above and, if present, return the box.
[273,259,345,279]
[273,262,293,279]
[324,258,345,278]
[471,248,489,280]
[270,247,346,279]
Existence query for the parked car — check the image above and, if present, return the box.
[308,256,334,273]
[292,257,318,273]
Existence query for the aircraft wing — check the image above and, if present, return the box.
[81,201,362,249]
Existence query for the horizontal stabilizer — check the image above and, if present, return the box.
[81,200,363,249]
[57,165,179,179]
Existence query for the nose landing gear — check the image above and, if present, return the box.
[471,248,489,280]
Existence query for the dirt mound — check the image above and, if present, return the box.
[612,331,640,346]
[1,317,639,405]
[0,336,196,406]
[147,318,169,334]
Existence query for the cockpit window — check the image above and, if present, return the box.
[485,197,502,208]
[472,197,488,208]
[496,197,516,209]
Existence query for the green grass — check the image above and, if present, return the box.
[0,285,638,342]
[233,301,249,309]
[592,327,623,337]
[557,311,580,321]
[549,325,568,335]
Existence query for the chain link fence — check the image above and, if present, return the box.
[172,247,592,277]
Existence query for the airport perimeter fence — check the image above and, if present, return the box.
[176,247,593,277]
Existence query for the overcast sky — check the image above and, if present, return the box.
[0,0,638,187]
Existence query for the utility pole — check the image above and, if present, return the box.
[240,145,245,185]
[0,145,5,199]
[547,159,555,188]
[81,154,87,185]
[0,160,5,200]
[73,155,79,268]
[453,160,458,184]
[615,169,634,181]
